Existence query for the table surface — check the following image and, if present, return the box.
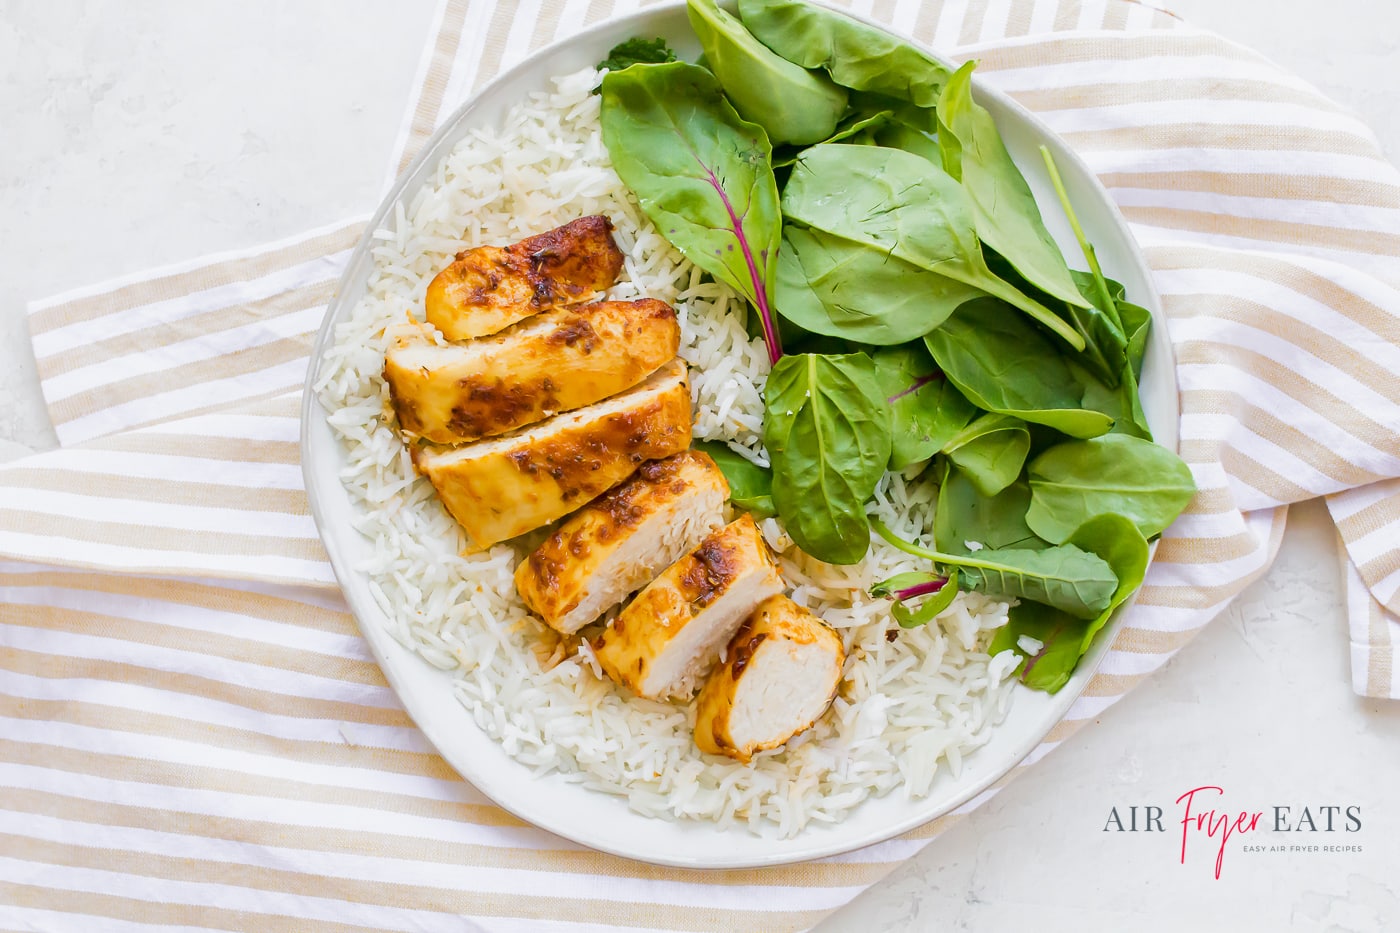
[3,2,1399,930]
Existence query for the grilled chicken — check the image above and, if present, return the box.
[425,215,625,341]
[694,595,845,762]
[413,359,692,552]
[515,450,729,635]
[385,299,680,445]
[592,514,784,700]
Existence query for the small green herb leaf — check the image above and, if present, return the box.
[598,37,676,72]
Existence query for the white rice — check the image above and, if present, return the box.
[315,67,1019,836]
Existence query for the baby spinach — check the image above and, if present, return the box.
[772,109,893,168]
[599,61,784,363]
[873,519,1118,619]
[989,512,1149,692]
[783,144,1085,350]
[1065,269,1131,387]
[923,298,1113,438]
[1075,358,1152,441]
[936,63,1088,311]
[934,469,1046,556]
[693,440,777,518]
[738,0,954,107]
[876,118,942,164]
[872,570,961,628]
[943,413,1030,497]
[774,226,982,346]
[764,352,892,564]
[598,37,676,72]
[871,344,977,469]
[1025,434,1196,543]
[687,0,847,146]
[1118,298,1153,382]
[1041,145,1121,334]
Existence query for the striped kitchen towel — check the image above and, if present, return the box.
[2,0,1398,930]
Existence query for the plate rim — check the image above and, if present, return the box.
[300,0,1180,869]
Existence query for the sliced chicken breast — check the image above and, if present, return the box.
[386,299,680,444]
[694,595,845,762]
[515,450,729,635]
[592,514,784,700]
[425,215,625,341]
[413,359,692,551]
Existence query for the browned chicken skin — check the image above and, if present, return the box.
[515,450,729,634]
[424,215,625,341]
[412,360,693,552]
[592,514,784,700]
[385,299,680,445]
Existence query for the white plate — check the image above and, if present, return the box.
[302,1,1178,869]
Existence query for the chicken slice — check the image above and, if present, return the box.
[425,215,624,341]
[413,359,692,551]
[694,595,845,762]
[386,299,680,445]
[515,450,729,635]
[592,514,784,700]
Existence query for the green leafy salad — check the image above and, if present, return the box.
[596,0,1195,694]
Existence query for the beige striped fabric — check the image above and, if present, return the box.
[3,0,1399,928]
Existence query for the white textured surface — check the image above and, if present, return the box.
[2,2,1398,930]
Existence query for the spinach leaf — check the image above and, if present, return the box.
[764,352,892,564]
[737,0,954,106]
[936,62,1088,311]
[1065,269,1130,387]
[988,601,1080,691]
[1025,434,1196,543]
[954,546,1117,618]
[774,226,983,346]
[1040,144,1124,337]
[874,519,1118,619]
[923,298,1113,438]
[871,344,977,469]
[783,144,1085,350]
[1074,358,1152,441]
[934,468,1046,556]
[598,37,676,72]
[600,61,784,363]
[687,0,847,146]
[989,512,1149,692]
[943,413,1030,497]
[693,440,777,518]
[871,570,961,628]
[983,253,1137,392]
[875,118,941,163]
[1118,298,1152,382]
[772,110,893,168]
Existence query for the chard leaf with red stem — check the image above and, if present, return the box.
[600,61,784,362]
